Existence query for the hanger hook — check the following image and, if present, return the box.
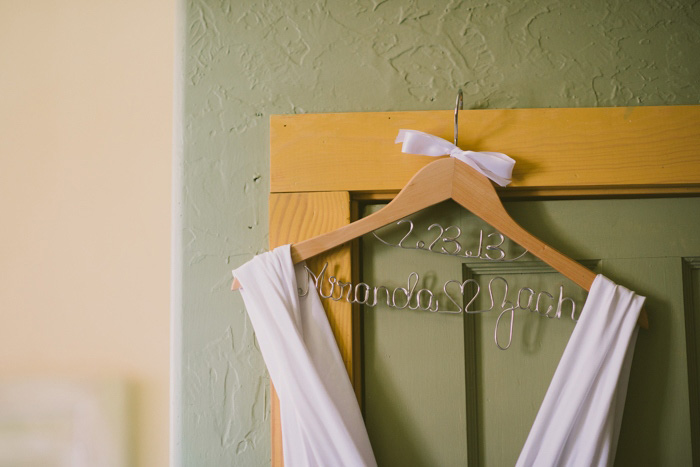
[454,88,463,146]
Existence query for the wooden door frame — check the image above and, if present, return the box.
[267,105,700,466]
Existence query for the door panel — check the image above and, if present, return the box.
[607,257,692,466]
[360,198,700,466]
[466,264,588,466]
[684,258,700,462]
[362,203,468,466]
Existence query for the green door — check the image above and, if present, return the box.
[360,198,700,466]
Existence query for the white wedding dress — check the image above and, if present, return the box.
[233,245,644,467]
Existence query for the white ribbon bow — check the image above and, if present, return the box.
[396,129,515,187]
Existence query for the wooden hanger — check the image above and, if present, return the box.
[232,156,649,329]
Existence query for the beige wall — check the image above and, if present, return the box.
[0,1,173,466]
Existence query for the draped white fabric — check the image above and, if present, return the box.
[233,245,377,467]
[234,246,643,467]
[516,275,644,467]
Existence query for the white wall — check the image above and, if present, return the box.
[0,1,173,465]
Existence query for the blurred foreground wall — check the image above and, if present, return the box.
[0,1,174,465]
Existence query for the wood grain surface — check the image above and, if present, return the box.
[271,106,700,194]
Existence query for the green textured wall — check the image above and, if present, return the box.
[175,1,700,464]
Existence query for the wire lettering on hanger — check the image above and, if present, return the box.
[300,262,439,312]
[372,220,528,261]
[299,263,579,349]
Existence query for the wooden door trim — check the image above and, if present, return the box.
[271,106,700,195]
[267,105,700,466]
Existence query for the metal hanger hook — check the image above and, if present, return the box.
[454,88,463,146]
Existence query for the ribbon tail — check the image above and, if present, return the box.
[451,151,514,187]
